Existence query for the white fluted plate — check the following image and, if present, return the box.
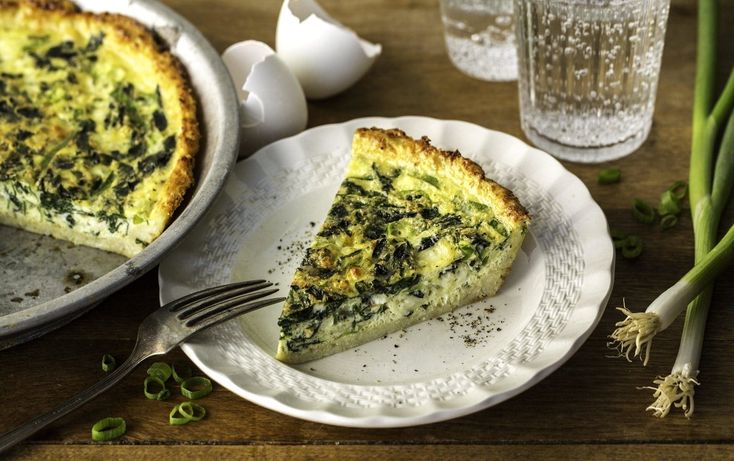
[158,116,614,427]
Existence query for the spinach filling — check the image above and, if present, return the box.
[279,162,509,352]
[0,31,177,232]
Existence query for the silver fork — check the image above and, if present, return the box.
[0,279,284,454]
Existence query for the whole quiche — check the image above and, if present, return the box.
[0,0,199,257]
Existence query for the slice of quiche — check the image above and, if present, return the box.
[276,128,530,363]
[0,0,199,257]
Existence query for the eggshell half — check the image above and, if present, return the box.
[276,0,382,99]
[222,40,308,157]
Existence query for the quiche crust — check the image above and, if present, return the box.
[276,128,530,363]
[0,0,199,257]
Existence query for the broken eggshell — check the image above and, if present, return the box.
[276,0,382,100]
[222,40,308,157]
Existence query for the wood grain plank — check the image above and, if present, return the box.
[7,443,734,461]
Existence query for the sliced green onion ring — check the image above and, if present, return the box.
[598,168,622,184]
[91,417,126,441]
[180,376,213,400]
[668,180,688,201]
[143,376,170,400]
[660,214,679,230]
[178,401,206,421]
[172,362,193,384]
[169,404,190,426]
[610,228,627,249]
[147,362,172,382]
[101,354,116,372]
[659,190,682,216]
[622,235,644,259]
[632,199,656,224]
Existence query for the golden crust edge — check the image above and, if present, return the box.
[353,127,531,229]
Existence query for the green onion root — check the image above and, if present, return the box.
[645,372,700,418]
[608,307,660,366]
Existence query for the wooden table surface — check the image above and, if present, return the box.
[3,0,734,459]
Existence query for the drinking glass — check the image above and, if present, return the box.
[440,0,517,81]
[514,0,671,162]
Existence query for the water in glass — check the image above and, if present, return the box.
[440,0,517,82]
[514,0,671,162]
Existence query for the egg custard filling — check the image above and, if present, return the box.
[0,1,198,257]
[276,128,530,363]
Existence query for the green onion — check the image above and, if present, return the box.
[180,376,213,400]
[621,235,643,259]
[660,214,678,231]
[101,354,116,372]
[668,180,688,201]
[610,9,734,415]
[169,402,207,425]
[609,220,734,366]
[147,362,172,382]
[610,229,627,250]
[598,168,621,184]
[91,417,126,441]
[658,190,682,216]
[640,0,734,418]
[144,376,170,401]
[632,199,656,224]
[169,403,190,426]
[178,402,206,421]
[172,362,193,384]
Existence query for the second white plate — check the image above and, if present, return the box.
[159,116,614,427]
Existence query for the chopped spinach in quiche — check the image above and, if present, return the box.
[276,128,530,363]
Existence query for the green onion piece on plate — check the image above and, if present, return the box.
[147,362,172,382]
[598,168,621,184]
[101,354,116,372]
[144,376,170,400]
[172,362,193,384]
[632,199,656,224]
[91,417,126,441]
[180,376,213,400]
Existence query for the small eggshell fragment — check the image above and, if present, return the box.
[276,0,382,100]
[222,40,308,157]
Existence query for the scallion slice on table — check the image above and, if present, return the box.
[169,404,191,426]
[178,402,206,421]
[598,168,621,184]
[180,376,213,400]
[101,354,116,372]
[169,402,207,425]
[144,376,171,401]
[91,417,126,441]
[147,362,172,382]
[632,199,656,224]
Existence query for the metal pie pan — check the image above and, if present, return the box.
[0,0,240,348]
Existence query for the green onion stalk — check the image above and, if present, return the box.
[609,0,734,417]
[647,79,734,418]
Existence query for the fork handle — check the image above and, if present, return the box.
[0,352,145,454]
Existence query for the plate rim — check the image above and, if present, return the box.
[164,115,615,427]
[0,0,240,342]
